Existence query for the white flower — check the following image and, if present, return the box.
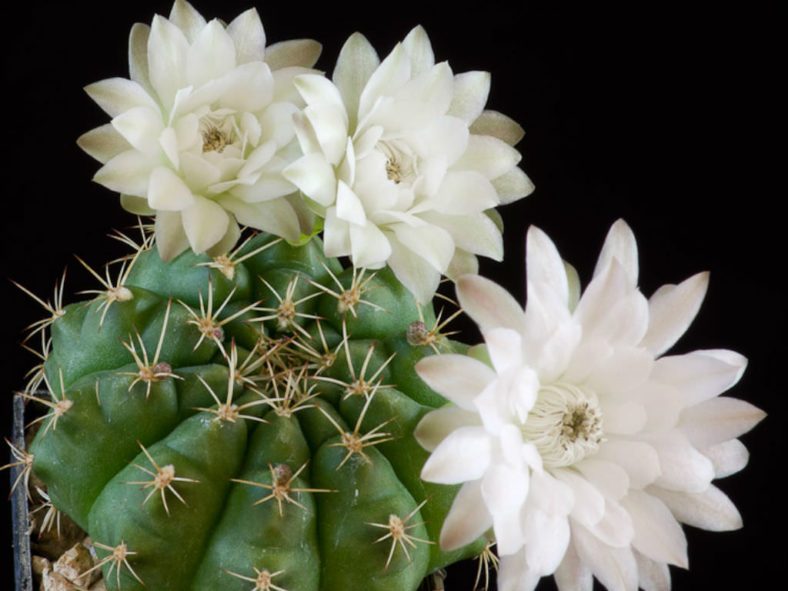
[282,26,533,302]
[78,0,322,260]
[415,220,765,590]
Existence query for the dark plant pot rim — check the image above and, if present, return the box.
[11,394,33,591]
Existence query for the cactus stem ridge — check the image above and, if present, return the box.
[18,367,72,438]
[12,268,67,343]
[195,344,269,424]
[366,497,434,571]
[75,254,136,328]
[117,300,182,399]
[122,441,200,516]
[231,461,336,516]
[85,540,145,590]
[1,437,33,500]
[320,385,395,469]
[474,540,500,591]
[407,302,463,354]
[181,281,262,354]
[263,363,320,417]
[253,275,323,338]
[222,566,288,591]
[196,234,283,281]
[309,264,385,318]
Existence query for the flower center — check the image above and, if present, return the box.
[522,383,604,468]
[201,124,231,153]
[378,140,418,186]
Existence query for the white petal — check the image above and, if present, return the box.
[572,523,639,591]
[401,26,435,76]
[332,32,379,130]
[420,426,492,484]
[219,195,301,242]
[526,225,570,307]
[593,219,638,287]
[265,39,322,69]
[585,499,635,548]
[129,23,152,92]
[391,223,454,273]
[387,239,441,303]
[621,490,687,568]
[492,166,535,204]
[679,397,766,448]
[335,180,367,225]
[186,20,236,87]
[649,432,714,493]
[641,272,709,355]
[349,222,392,269]
[322,208,351,258]
[634,551,671,591]
[414,406,481,452]
[651,349,748,406]
[282,153,337,206]
[499,553,542,591]
[302,103,349,165]
[148,14,189,107]
[555,541,594,591]
[415,354,497,410]
[432,170,498,214]
[456,274,527,335]
[448,71,491,124]
[226,8,266,64]
[147,166,194,210]
[422,211,503,260]
[554,468,605,527]
[84,78,158,117]
[181,196,230,253]
[168,0,207,42]
[485,327,524,374]
[523,508,571,575]
[120,194,155,216]
[111,106,163,155]
[155,211,189,261]
[439,480,492,551]
[575,263,649,347]
[649,484,742,531]
[454,134,521,179]
[93,150,152,197]
[701,439,750,477]
[575,459,630,500]
[358,43,411,122]
[77,124,130,164]
[470,109,525,146]
[594,439,661,489]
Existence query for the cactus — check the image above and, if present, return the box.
[20,227,487,590]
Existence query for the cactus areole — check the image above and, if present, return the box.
[26,230,486,590]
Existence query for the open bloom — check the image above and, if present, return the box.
[78,0,322,260]
[283,26,533,302]
[415,220,765,590]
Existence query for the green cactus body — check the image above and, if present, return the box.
[27,232,485,590]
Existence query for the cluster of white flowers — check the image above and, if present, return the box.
[79,0,532,302]
[79,3,763,589]
[415,220,765,590]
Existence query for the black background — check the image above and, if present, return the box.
[2,1,782,589]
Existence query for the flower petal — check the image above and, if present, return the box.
[640,271,709,355]
[414,406,481,452]
[420,426,491,484]
[650,484,743,531]
[456,274,527,335]
[415,354,496,410]
[226,8,266,64]
[439,480,492,551]
[621,490,687,568]
[679,397,766,448]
